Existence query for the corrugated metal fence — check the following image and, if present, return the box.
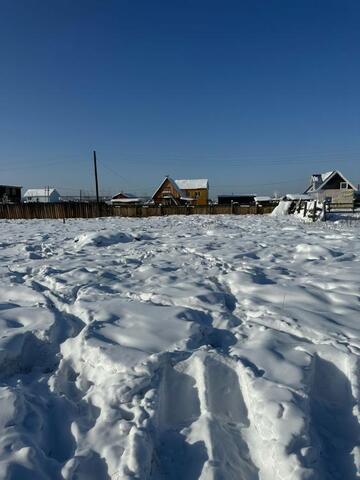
[0,203,275,220]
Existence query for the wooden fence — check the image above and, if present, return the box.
[0,202,275,220]
[326,202,360,213]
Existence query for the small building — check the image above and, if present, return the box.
[23,188,61,203]
[111,192,143,205]
[0,185,22,204]
[304,170,357,204]
[255,196,276,207]
[152,177,209,206]
[218,194,256,205]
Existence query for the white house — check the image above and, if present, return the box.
[23,188,61,203]
[304,170,357,203]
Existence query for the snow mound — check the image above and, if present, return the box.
[270,200,291,216]
[74,230,134,248]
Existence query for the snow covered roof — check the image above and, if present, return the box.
[24,188,59,197]
[111,198,142,204]
[319,171,333,183]
[255,196,272,202]
[285,193,311,201]
[112,192,137,199]
[175,179,209,190]
[305,170,357,193]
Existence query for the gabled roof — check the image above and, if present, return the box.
[151,176,182,199]
[112,192,137,199]
[111,197,142,204]
[304,170,357,193]
[175,179,209,190]
[23,188,59,197]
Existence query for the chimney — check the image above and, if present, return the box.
[311,174,322,190]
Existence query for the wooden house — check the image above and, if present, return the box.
[304,170,358,204]
[152,177,209,206]
[0,185,22,204]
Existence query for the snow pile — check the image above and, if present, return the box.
[74,230,134,248]
[270,200,291,216]
[0,215,360,479]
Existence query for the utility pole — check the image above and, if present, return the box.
[93,150,99,203]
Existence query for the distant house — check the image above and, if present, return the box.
[111,192,143,205]
[255,196,276,207]
[0,185,22,204]
[218,194,256,205]
[152,177,209,206]
[304,170,358,203]
[175,179,209,206]
[23,188,61,203]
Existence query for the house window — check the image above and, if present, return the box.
[340,182,348,189]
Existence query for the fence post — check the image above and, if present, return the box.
[303,202,307,218]
[312,200,317,222]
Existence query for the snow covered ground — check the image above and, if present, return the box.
[0,214,360,480]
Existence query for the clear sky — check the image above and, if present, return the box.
[0,0,359,198]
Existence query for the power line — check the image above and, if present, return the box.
[96,158,131,185]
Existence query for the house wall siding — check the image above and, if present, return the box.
[153,178,181,205]
[184,188,208,206]
[313,189,354,203]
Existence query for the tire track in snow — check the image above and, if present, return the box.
[308,354,360,479]
[138,349,259,480]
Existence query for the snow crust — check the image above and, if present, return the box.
[0,214,360,479]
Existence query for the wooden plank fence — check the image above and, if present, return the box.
[0,203,275,220]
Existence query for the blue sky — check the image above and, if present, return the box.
[0,0,359,198]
